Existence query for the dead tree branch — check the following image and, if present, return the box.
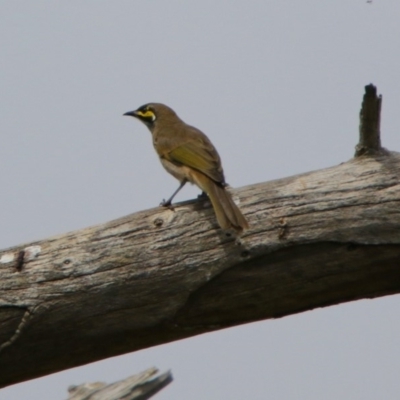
[355,83,386,156]
[1,84,399,388]
[66,367,172,400]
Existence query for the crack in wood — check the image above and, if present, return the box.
[0,306,31,353]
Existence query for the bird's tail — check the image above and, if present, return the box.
[195,174,249,233]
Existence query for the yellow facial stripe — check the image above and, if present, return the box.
[137,110,156,120]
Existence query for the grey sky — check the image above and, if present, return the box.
[1,1,399,399]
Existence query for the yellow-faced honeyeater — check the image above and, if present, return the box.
[124,103,248,233]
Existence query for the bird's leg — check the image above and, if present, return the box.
[160,180,187,207]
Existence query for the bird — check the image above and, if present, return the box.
[124,103,249,233]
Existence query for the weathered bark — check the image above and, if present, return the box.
[1,85,399,388]
[355,83,385,156]
[66,367,172,400]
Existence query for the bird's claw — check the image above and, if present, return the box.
[197,191,208,200]
[160,199,174,210]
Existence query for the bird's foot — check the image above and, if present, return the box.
[197,191,208,200]
[160,199,174,210]
[160,199,170,206]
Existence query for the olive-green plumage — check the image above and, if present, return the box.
[124,103,249,233]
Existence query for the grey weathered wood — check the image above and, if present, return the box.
[355,83,385,156]
[1,85,400,388]
[66,367,172,400]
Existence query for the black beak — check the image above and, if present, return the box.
[123,110,137,117]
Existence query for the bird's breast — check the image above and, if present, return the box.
[159,156,188,183]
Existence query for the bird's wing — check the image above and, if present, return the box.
[167,139,225,184]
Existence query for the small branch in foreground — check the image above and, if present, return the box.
[355,83,386,157]
[66,367,172,400]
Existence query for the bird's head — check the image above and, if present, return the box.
[124,103,178,129]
